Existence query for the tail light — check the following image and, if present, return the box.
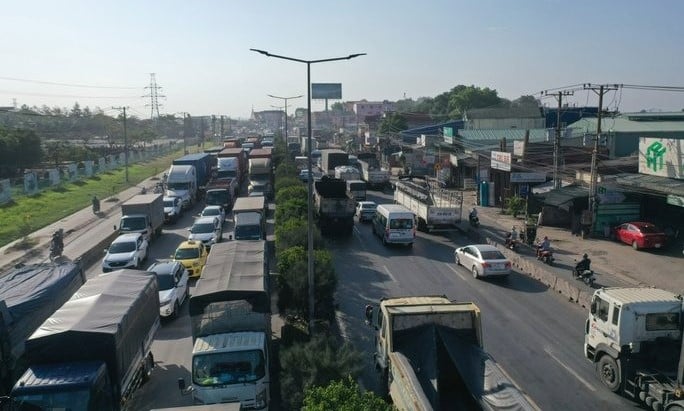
[505,262,512,268]
[482,262,491,268]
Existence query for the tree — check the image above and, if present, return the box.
[275,218,323,254]
[280,335,362,410]
[303,376,393,411]
[378,113,408,135]
[448,85,501,117]
[330,102,344,112]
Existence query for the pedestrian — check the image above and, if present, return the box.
[603,222,611,239]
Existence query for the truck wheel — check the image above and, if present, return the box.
[596,355,621,392]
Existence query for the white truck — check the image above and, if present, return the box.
[358,158,390,188]
[166,164,198,209]
[584,287,684,410]
[367,296,537,411]
[393,176,462,232]
[231,196,266,240]
[119,193,164,241]
[183,240,270,409]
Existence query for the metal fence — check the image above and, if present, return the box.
[0,143,177,205]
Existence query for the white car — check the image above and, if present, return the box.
[200,205,226,222]
[163,196,183,223]
[102,233,148,272]
[356,201,377,222]
[147,261,189,318]
[188,216,223,249]
[454,244,511,279]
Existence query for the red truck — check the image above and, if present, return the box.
[217,148,247,186]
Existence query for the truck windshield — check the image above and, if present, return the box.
[13,389,92,411]
[167,182,189,190]
[120,217,147,231]
[235,225,261,240]
[217,170,236,179]
[109,241,136,254]
[349,183,366,191]
[164,200,176,208]
[206,191,230,205]
[193,350,265,386]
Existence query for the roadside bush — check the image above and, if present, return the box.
[275,194,308,224]
[275,218,323,254]
[280,335,362,411]
[274,176,300,195]
[275,184,307,206]
[303,376,393,411]
[277,246,337,322]
[275,162,298,180]
[505,195,526,218]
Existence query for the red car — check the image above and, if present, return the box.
[612,222,667,250]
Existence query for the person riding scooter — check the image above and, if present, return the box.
[575,253,591,273]
[469,207,480,227]
[536,236,551,257]
[505,226,519,249]
[92,195,100,213]
[49,228,64,260]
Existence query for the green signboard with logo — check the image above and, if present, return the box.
[639,138,684,179]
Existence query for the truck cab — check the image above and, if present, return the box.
[234,212,263,240]
[166,165,197,209]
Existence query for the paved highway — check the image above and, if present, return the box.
[330,190,638,410]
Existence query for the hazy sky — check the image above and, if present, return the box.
[2,0,683,119]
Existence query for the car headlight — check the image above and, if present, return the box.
[160,297,172,306]
[255,388,268,409]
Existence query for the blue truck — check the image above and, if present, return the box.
[172,153,215,192]
[8,269,160,411]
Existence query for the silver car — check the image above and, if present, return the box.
[188,216,223,249]
[355,201,377,222]
[454,244,511,279]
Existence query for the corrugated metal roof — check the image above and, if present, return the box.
[599,287,682,305]
[569,114,684,133]
[466,106,542,119]
[457,128,551,142]
[613,173,684,197]
[536,185,589,207]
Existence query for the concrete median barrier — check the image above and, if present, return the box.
[577,290,593,309]
[554,277,581,303]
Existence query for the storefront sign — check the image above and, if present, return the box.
[667,194,684,207]
[639,137,684,179]
[510,172,546,183]
[490,151,511,171]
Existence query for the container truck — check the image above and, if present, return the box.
[313,176,355,236]
[248,148,272,160]
[182,241,270,409]
[0,262,86,396]
[9,269,160,411]
[166,164,198,209]
[248,158,273,199]
[173,153,215,192]
[217,148,247,185]
[358,158,390,188]
[584,287,684,410]
[205,179,237,212]
[319,149,349,176]
[367,295,537,411]
[393,176,462,232]
[231,197,266,240]
[118,193,164,240]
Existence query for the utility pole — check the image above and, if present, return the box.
[585,84,619,231]
[220,115,225,138]
[113,106,129,183]
[542,90,573,189]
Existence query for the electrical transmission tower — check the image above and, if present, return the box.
[144,73,165,119]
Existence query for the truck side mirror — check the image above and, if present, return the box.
[113,225,117,231]
[228,234,233,240]
[364,304,374,327]
[103,248,108,254]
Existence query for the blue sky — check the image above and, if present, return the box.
[1,0,683,119]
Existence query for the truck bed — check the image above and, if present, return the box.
[392,324,535,411]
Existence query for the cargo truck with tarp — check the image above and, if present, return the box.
[0,262,86,395]
[9,270,160,411]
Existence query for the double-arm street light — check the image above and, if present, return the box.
[251,48,365,333]
[267,94,303,144]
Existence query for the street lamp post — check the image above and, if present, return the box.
[251,49,365,333]
[267,94,303,144]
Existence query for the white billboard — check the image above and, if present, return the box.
[491,151,511,171]
[639,137,684,179]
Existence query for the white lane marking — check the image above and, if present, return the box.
[446,264,467,281]
[544,347,596,392]
[383,265,397,282]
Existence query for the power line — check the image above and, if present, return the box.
[0,76,140,89]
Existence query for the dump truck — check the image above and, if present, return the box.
[358,158,390,188]
[119,193,164,240]
[313,176,355,236]
[10,269,160,411]
[0,262,86,396]
[393,176,462,232]
[183,241,271,409]
[584,287,684,410]
[367,295,537,411]
[319,149,349,176]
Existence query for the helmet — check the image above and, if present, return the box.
[583,253,588,259]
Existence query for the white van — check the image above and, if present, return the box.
[372,204,415,247]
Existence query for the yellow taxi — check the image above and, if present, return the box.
[172,240,208,278]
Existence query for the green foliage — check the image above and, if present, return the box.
[506,195,526,218]
[277,247,337,322]
[275,218,323,255]
[378,113,408,135]
[275,186,308,223]
[275,162,298,180]
[280,336,362,411]
[0,127,43,175]
[303,376,393,411]
[274,176,300,194]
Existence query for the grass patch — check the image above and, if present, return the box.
[0,149,186,248]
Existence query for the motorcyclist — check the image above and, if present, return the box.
[469,207,479,226]
[575,253,591,273]
[92,195,100,213]
[505,226,519,247]
[51,229,64,252]
[537,236,551,257]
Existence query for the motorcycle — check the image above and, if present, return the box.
[469,215,480,228]
[573,265,596,286]
[49,229,64,261]
[92,197,101,214]
[504,235,519,251]
[536,247,554,265]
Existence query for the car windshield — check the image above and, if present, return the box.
[480,250,506,260]
[156,273,175,290]
[193,350,265,387]
[175,247,199,259]
[109,241,136,253]
[361,204,376,210]
[191,223,215,234]
[389,218,413,229]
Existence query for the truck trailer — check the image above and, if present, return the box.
[166,164,198,209]
[313,176,355,236]
[394,176,462,232]
[119,193,164,240]
[231,197,266,240]
[357,158,390,188]
[173,153,215,192]
[367,296,537,411]
[10,270,160,411]
[217,148,248,185]
[319,149,349,176]
[0,262,86,395]
[184,240,270,409]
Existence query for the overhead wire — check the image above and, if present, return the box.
[0,76,140,89]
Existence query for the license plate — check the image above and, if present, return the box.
[655,243,661,248]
